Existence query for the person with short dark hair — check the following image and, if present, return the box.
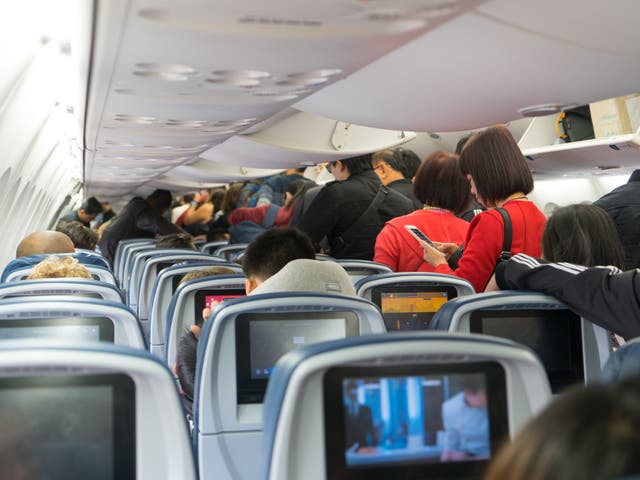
[16,231,75,258]
[420,126,546,292]
[298,153,414,260]
[374,151,470,272]
[542,203,626,269]
[98,189,182,263]
[59,197,103,228]
[593,169,640,269]
[155,232,196,250]
[372,149,422,209]
[55,221,99,250]
[485,379,640,480]
[241,227,315,293]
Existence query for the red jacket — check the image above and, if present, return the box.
[435,200,546,292]
[374,210,469,272]
[228,204,293,227]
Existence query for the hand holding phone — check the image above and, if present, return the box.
[404,225,435,247]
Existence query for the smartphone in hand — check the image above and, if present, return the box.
[404,225,435,247]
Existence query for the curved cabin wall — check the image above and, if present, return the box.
[0,1,86,271]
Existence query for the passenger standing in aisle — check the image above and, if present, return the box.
[374,151,470,272]
[297,154,414,260]
[420,125,546,292]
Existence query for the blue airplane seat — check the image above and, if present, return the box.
[125,247,206,309]
[214,243,249,262]
[200,240,229,254]
[146,262,243,353]
[355,272,474,332]
[2,251,111,282]
[161,274,247,362]
[0,278,123,303]
[260,333,552,480]
[0,341,196,479]
[135,250,225,320]
[193,292,386,480]
[0,297,145,349]
[430,291,612,392]
[114,239,156,284]
[333,259,393,284]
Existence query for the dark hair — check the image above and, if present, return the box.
[221,183,243,214]
[176,330,198,401]
[242,227,315,281]
[210,188,226,211]
[55,221,99,250]
[206,228,229,242]
[341,153,374,176]
[81,197,103,215]
[373,149,422,179]
[542,204,626,269]
[146,189,173,209]
[156,232,196,250]
[485,379,640,480]
[284,180,313,211]
[455,135,472,155]
[459,125,533,206]
[412,151,471,213]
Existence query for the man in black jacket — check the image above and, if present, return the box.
[490,253,640,340]
[593,169,640,269]
[371,149,422,210]
[297,154,414,260]
[98,189,182,263]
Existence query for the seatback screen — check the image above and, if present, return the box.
[371,286,457,331]
[0,374,135,479]
[323,362,508,480]
[469,309,584,393]
[194,288,246,325]
[236,311,359,404]
[0,317,114,342]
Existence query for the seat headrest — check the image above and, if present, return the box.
[251,259,356,297]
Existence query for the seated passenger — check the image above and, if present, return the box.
[487,204,631,339]
[241,227,316,294]
[174,265,235,416]
[228,180,312,243]
[374,151,470,272]
[485,379,640,480]
[155,232,196,250]
[16,231,75,257]
[297,153,414,260]
[58,196,103,228]
[55,221,99,250]
[27,256,92,280]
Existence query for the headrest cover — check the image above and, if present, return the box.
[251,259,356,297]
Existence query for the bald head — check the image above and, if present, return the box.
[16,231,75,258]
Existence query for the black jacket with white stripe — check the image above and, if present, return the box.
[495,254,640,340]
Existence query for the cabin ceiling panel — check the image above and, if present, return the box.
[296,0,640,132]
[84,0,487,194]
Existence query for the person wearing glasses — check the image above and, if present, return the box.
[297,154,414,260]
[372,149,423,210]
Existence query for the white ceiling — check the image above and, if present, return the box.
[81,0,640,199]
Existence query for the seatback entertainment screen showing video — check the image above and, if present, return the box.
[323,362,508,479]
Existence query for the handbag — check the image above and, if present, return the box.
[447,207,512,269]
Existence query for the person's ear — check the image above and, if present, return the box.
[173,362,179,375]
[245,277,260,294]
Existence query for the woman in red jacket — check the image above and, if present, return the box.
[421,125,546,293]
[374,151,470,272]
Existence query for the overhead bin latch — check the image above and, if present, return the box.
[331,121,352,151]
